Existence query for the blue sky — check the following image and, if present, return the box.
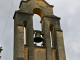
[0,0,80,60]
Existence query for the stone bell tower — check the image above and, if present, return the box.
[13,0,66,60]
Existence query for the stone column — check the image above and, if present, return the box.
[14,25,24,60]
[52,50,56,60]
[27,17,34,60]
[42,17,52,60]
[56,31,66,60]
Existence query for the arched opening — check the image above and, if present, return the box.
[23,21,28,45]
[33,8,44,46]
[50,25,54,48]
[33,14,43,46]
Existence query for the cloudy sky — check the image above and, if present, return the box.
[0,0,80,60]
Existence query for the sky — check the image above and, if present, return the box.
[0,0,80,60]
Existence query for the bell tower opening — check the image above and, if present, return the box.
[33,14,43,46]
[33,8,44,47]
[13,0,66,60]
[23,21,28,45]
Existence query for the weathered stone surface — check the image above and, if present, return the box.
[42,17,52,60]
[13,0,66,60]
[24,46,57,60]
[19,0,53,16]
[17,57,24,60]
[56,31,66,60]
[14,26,24,60]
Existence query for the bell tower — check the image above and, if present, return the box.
[13,0,66,60]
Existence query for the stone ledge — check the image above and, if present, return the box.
[43,15,61,19]
[19,0,54,8]
[13,10,33,19]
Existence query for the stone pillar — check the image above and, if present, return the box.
[14,26,24,60]
[52,50,56,60]
[42,17,52,60]
[27,17,34,60]
[13,11,34,60]
[56,31,66,60]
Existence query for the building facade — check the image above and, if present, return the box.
[13,0,66,60]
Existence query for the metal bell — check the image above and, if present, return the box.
[34,30,43,43]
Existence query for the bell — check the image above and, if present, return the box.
[34,30,43,43]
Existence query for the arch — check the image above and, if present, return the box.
[33,8,43,46]
[33,8,44,18]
